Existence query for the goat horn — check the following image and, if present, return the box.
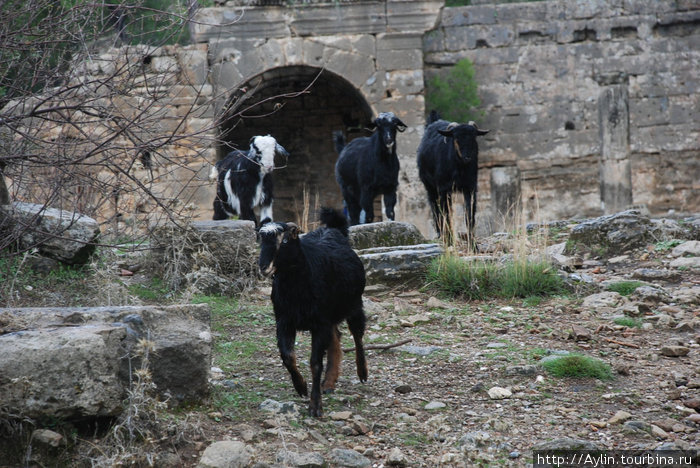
[468,121,476,127]
[446,122,459,131]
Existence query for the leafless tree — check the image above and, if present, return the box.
[0,0,234,257]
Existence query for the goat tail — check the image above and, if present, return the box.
[320,207,349,238]
[332,130,346,155]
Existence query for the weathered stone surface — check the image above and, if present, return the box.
[357,243,444,285]
[151,220,258,290]
[328,448,371,468]
[532,437,602,451]
[567,210,655,255]
[197,440,253,468]
[660,346,690,357]
[672,240,700,257]
[0,304,211,419]
[276,450,326,468]
[0,325,126,419]
[1,202,100,264]
[349,221,426,250]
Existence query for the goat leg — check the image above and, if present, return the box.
[277,328,307,397]
[347,311,368,382]
[359,191,375,224]
[309,331,331,417]
[322,326,342,394]
[383,191,397,221]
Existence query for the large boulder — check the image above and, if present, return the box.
[0,304,211,419]
[349,221,426,250]
[357,243,444,286]
[566,210,693,256]
[1,201,100,264]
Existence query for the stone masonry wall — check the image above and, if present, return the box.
[17,1,697,239]
[425,0,699,232]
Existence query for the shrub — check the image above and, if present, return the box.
[425,255,565,300]
[605,281,644,297]
[613,317,642,328]
[425,255,499,300]
[499,259,564,298]
[426,58,481,123]
[541,354,613,380]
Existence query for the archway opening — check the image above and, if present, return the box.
[219,66,374,225]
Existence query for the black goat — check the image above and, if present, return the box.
[257,208,368,417]
[417,118,489,246]
[212,135,289,225]
[334,112,407,225]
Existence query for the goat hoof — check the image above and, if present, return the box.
[309,405,323,418]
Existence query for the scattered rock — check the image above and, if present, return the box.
[394,384,412,394]
[330,411,353,421]
[197,441,253,468]
[425,401,446,410]
[328,448,371,468]
[532,437,601,451]
[623,420,652,434]
[659,346,690,357]
[386,447,408,467]
[581,292,625,311]
[608,410,633,425]
[670,257,700,269]
[426,296,450,309]
[570,325,592,341]
[672,240,700,257]
[487,387,512,400]
[259,399,301,416]
[276,450,325,468]
[631,268,681,282]
[31,429,64,448]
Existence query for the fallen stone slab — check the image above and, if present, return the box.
[349,221,426,250]
[0,304,211,420]
[150,219,258,290]
[1,201,100,264]
[357,243,444,285]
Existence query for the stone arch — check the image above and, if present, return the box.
[217,65,375,224]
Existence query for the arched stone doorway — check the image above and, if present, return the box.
[218,66,374,225]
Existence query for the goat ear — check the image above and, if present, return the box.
[477,129,490,136]
[366,120,377,132]
[437,129,454,138]
[286,223,300,239]
[394,117,408,132]
[276,143,290,158]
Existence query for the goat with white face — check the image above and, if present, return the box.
[212,135,289,225]
[334,112,407,225]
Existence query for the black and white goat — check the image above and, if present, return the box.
[417,118,489,246]
[212,135,289,225]
[257,208,368,417]
[334,112,407,225]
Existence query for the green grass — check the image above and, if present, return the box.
[425,255,565,300]
[128,277,170,302]
[541,354,613,381]
[654,239,682,252]
[613,317,643,328]
[605,281,644,296]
